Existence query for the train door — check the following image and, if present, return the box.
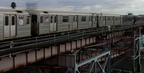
[31,15,39,36]
[4,14,17,38]
[27,10,40,36]
[89,16,92,28]
[92,16,96,27]
[72,15,78,29]
[50,15,57,32]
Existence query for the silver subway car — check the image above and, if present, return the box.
[0,9,123,40]
[0,9,31,40]
[97,13,122,27]
[47,11,93,32]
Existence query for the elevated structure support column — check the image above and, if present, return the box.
[63,47,111,73]
[132,28,141,72]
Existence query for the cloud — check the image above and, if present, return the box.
[95,5,103,9]
[0,0,143,14]
[41,6,75,11]
[82,6,91,11]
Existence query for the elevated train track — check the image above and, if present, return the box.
[0,24,143,73]
[0,24,142,56]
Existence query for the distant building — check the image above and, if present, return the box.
[128,13,134,16]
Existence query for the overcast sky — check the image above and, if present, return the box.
[0,0,144,14]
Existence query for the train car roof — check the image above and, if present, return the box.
[0,8,29,14]
[101,13,122,16]
[0,8,93,15]
[35,9,95,15]
[0,8,122,16]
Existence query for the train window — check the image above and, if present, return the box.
[89,17,91,21]
[63,16,69,22]
[76,16,78,22]
[116,17,118,20]
[51,16,53,23]
[73,16,75,22]
[81,16,86,21]
[95,17,97,21]
[91,17,93,21]
[108,17,110,20]
[93,17,95,21]
[26,16,30,24]
[5,16,9,26]
[40,16,43,23]
[12,16,15,25]
[100,16,103,20]
[54,16,57,23]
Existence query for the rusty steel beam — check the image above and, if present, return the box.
[3,43,130,73]
[0,37,96,72]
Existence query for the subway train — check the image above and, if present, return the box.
[123,14,144,25]
[0,9,142,40]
